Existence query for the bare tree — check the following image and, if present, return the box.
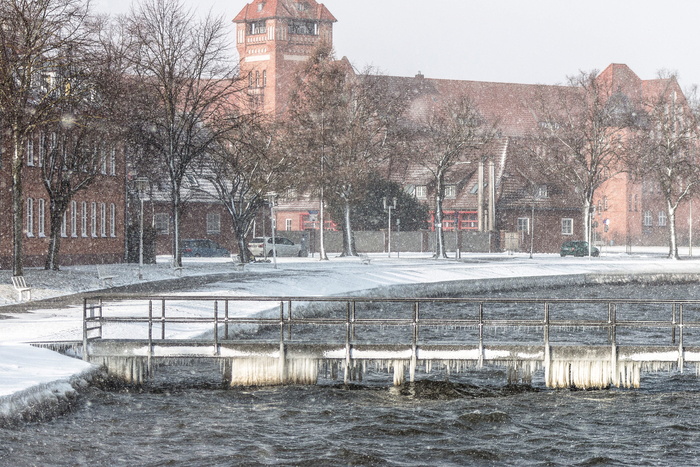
[631,73,700,259]
[412,94,496,258]
[0,0,92,276]
[530,71,631,245]
[123,0,241,267]
[287,45,404,257]
[203,115,291,263]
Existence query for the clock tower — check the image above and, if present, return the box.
[233,0,337,117]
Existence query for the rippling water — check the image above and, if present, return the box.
[4,282,700,466]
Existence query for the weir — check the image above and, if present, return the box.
[80,295,700,389]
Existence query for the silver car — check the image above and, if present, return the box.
[248,237,306,257]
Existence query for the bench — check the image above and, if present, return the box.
[97,266,115,288]
[12,276,31,301]
[358,253,372,265]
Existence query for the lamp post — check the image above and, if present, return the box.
[383,196,396,257]
[690,199,693,257]
[267,192,277,269]
[135,178,149,280]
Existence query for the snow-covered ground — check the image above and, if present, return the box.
[1,247,698,422]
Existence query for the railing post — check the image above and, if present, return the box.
[410,301,419,383]
[287,300,293,340]
[344,300,352,384]
[672,303,677,345]
[224,300,229,340]
[161,299,166,340]
[678,304,684,372]
[82,298,88,361]
[609,302,618,387]
[543,301,550,386]
[279,301,286,383]
[148,300,153,377]
[214,301,220,356]
[478,302,484,368]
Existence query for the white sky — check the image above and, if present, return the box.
[94,0,700,92]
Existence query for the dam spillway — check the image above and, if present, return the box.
[78,294,700,389]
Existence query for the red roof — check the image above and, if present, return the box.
[234,0,336,23]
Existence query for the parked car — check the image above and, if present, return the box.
[248,237,306,257]
[560,241,599,257]
[182,239,230,257]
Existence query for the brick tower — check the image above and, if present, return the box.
[233,0,336,117]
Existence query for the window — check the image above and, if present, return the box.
[470,182,488,194]
[27,138,34,166]
[561,218,573,235]
[154,213,169,235]
[536,185,548,198]
[109,148,116,176]
[444,185,456,199]
[38,133,45,167]
[248,20,266,35]
[603,196,609,211]
[206,212,221,234]
[517,217,530,234]
[415,185,427,199]
[288,20,318,36]
[71,201,77,237]
[248,72,253,88]
[643,210,653,227]
[285,219,292,231]
[262,70,267,87]
[91,202,97,237]
[658,211,667,227]
[61,211,67,237]
[100,203,106,237]
[81,201,87,237]
[634,194,638,212]
[255,71,259,87]
[110,203,116,237]
[38,199,45,237]
[100,148,107,174]
[26,198,34,237]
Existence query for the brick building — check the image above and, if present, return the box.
[222,1,700,254]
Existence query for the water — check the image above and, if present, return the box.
[4,282,700,466]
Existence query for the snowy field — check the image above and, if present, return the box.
[1,248,698,421]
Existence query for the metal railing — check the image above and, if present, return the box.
[82,295,700,357]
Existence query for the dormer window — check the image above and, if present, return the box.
[295,2,308,11]
[257,2,264,12]
[248,20,266,35]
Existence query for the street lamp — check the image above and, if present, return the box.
[383,196,396,257]
[135,177,149,280]
[267,192,278,269]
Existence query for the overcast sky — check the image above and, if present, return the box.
[93,0,700,91]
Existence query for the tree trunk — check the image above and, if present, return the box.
[668,200,679,259]
[12,131,24,276]
[434,175,447,259]
[341,196,356,256]
[45,205,65,270]
[318,189,328,260]
[172,187,182,267]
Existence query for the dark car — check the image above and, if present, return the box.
[182,239,230,257]
[560,241,599,257]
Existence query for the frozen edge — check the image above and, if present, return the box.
[0,365,100,426]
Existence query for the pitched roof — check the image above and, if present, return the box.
[234,0,336,23]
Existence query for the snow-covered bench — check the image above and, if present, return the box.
[97,266,115,288]
[12,276,31,301]
[358,253,372,265]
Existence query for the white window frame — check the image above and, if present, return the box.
[91,202,97,237]
[517,217,530,234]
[38,199,45,237]
[100,203,107,237]
[110,203,116,237]
[154,213,169,235]
[61,211,67,237]
[643,210,653,227]
[285,219,292,231]
[109,148,116,176]
[415,185,427,199]
[38,133,45,167]
[81,201,87,237]
[561,218,573,235]
[206,212,221,235]
[658,211,667,227]
[71,200,77,237]
[27,138,34,166]
[26,198,34,237]
[444,185,457,199]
